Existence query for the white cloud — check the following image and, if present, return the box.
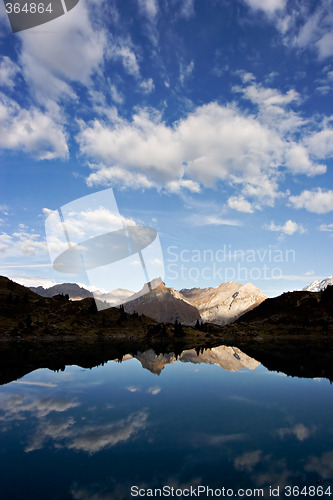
[110,84,124,105]
[279,1,333,61]
[176,0,195,19]
[12,231,48,255]
[187,214,241,227]
[43,206,137,262]
[236,82,300,108]
[285,143,326,176]
[0,229,48,256]
[5,275,58,289]
[86,164,155,190]
[232,80,324,176]
[0,93,68,160]
[243,0,287,15]
[0,206,137,262]
[244,0,333,61]
[139,78,155,94]
[108,40,140,77]
[306,128,333,159]
[137,0,158,22]
[78,103,285,201]
[289,188,333,214]
[0,232,12,253]
[316,31,333,60]
[76,76,331,205]
[136,0,159,45]
[228,196,254,213]
[0,56,20,89]
[318,223,333,232]
[265,219,306,236]
[60,207,136,239]
[241,72,256,83]
[166,179,200,193]
[19,0,108,105]
[233,80,306,137]
[180,60,194,85]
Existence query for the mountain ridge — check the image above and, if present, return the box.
[1,276,333,340]
[30,278,266,326]
[30,282,134,305]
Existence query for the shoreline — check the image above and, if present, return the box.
[1,334,333,385]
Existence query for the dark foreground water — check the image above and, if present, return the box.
[1,345,333,500]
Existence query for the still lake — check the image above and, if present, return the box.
[1,344,333,499]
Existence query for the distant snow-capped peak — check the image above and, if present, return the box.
[303,276,333,292]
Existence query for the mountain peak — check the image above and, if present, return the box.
[303,276,333,292]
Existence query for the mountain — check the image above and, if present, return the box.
[30,283,93,299]
[125,279,266,325]
[179,281,266,325]
[124,280,201,325]
[30,277,266,326]
[303,276,333,292]
[30,283,134,306]
[237,285,333,333]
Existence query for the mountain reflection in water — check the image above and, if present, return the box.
[1,337,333,385]
[121,345,260,375]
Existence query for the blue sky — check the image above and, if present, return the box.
[0,0,332,297]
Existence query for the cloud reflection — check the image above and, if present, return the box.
[26,409,149,455]
[67,410,148,454]
[276,423,316,441]
[14,381,58,387]
[147,386,161,395]
[234,450,262,472]
[305,451,333,479]
[71,475,202,500]
[0,394,79,421]
[26,417,75,452]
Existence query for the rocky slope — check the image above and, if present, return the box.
[0,276,157,338]
[124,280,201,325]
[236,285,333,333]
[179,281,266,325]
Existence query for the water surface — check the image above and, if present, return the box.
[1,345,333,499]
